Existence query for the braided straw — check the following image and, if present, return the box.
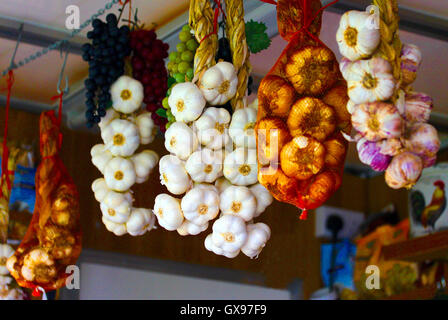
[224,0,252,110]
[373,0,402,97]
[0,146,20,243]
[189,0,218,83]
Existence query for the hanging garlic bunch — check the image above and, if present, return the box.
[90,75,159,236]
[157,58,274,259]
[337,6,440,189]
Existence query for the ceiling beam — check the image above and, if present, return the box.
[0,14,85,55]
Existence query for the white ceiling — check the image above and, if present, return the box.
[0,0,189,33]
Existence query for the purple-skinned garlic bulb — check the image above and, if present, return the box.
[401,44,422,86]
[403,92,433,123]
[403,122,440,160]
[377,138,403,156]
[357,138,392,171]
[385,152,423,189]
[352,101,403,142]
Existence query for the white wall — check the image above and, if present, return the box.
[78,262,291,300]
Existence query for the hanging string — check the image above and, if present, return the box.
[259,0,339,46]
[299,209,308,220]
[119,0,132,27]
[200,0,225,44]
[0,70,15,196]
[1,0,121,77]
[0,22,22,197]
[31,286,47,299]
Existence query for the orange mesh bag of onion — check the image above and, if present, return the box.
[6,111,81,293]
[255,0,350,219]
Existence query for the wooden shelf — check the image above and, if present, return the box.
[383,230,448,262]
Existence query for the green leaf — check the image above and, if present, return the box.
[245,20,271,54]
[156,108,167,118]
[167,76,176,88]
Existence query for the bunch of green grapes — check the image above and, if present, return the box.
[167,24,198,82]
[163,24,199,129]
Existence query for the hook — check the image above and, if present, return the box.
[56,41,70,95]
[9,23,24,71]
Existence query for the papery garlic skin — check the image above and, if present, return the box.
[104,157,136,192]
[102,119,140,157]
[102,216,127,236]
[250,184,273,217]
[357,138,391,172]
[403,122,440,159]
[98,108,119,131]
[214,177,232,195]
[219,186,257,222]
[91,178,109,202]
[339,57,353,79]
[345,58,396,104]
[210,215,247,254]
[346,99,357,115]
[205,233,240,258]
[91,144,113,174]
[403,92,433,123]
[385,152,423,189]
[165,122,199,160]
[177,220,209,236]
[154,194,184,231]
[421,154,437,168]
[377,138,403,156]
[131,150,159,184]
[100,190,133,224]
[401,44,422,86]
[159,155,192,195]
[168,82,206,123]
[223,148,258,186]
[126,208,156,236]
[136,112,157,145]
[185,148,223,183]
[241,223,271,259]
[336,10,380,61]
[351,102,403,141]
[194,107,231,150]
[229,107,257,149]
[110,75,144,114]
[181,186,220,226]
[199,62,238,105]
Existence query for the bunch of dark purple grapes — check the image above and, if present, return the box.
[82,13,131,127]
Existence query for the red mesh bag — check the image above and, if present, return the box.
[7,110,81,291]
[256,0,350,219]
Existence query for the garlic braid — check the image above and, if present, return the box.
[189,0,218,83]
[224,0,252,110]
[0,146,20,243]
[373,0,402,93]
